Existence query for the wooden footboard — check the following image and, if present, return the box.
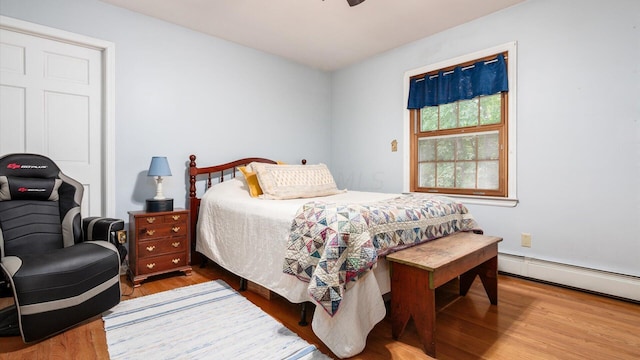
[187,155,277,259]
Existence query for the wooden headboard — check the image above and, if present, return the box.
[187,154,277,249]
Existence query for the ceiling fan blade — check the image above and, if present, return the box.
[347,0,366,6]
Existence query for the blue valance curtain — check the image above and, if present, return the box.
[407,54,508,109]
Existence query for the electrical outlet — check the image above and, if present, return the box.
[521,233,532,247]
[116,230,127,244]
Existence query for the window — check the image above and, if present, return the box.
[404,43,517,204]
[411,75,507,196]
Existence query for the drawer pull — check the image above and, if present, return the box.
[146,263,156,269]
[146,217,156,224]
[172,226,181,233]
[146,246,155,252]
[172,258,180,264]
[172,215,181,220]
[146,229,156,236]
[172,242,181,248]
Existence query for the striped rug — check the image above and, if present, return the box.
[102,280,331,360]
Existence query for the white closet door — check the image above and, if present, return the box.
[0,28,103,217]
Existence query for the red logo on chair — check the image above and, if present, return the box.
[17,187,45,193]
[7,163,21,170]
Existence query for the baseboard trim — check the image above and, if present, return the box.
[498,253,640,302]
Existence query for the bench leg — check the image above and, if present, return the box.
[413,290,436,357]
[391,263,437,358]
[460,255,498,305]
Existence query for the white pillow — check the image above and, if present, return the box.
[255,163,345,200]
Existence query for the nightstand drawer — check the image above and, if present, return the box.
[137,252,188,275]
[137,213,187,225]
[136,222,187,240]
[137,237,187,258]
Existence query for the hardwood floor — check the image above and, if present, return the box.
[1,263,639,359]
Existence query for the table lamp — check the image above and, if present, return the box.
[146,156,173,212]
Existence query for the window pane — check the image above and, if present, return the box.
[456,162,477,188]
[419,162,435,187]
[459,99,478,127]
[478,132,499,160]
[437,162,455,188]
[478,160,499,189]
[455,136,476,161]
[436,138,455,161]
[439,103,457,129]
[420,107,438,131]
[480,94,501,125]
[416,132,498,191]
[418,138,436,161]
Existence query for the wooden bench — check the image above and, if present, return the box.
[386,232,502,358]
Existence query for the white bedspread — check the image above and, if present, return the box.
[196,178,396,358]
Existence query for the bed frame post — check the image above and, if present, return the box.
[188,155,200,265]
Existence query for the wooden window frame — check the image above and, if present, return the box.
[409,66,508,196]
[403,42,518,206]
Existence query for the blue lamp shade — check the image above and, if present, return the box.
[148,156,172,201]
[148,156,172,177]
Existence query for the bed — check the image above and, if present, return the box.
[187,155,480,358]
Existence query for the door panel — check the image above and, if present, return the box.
[45,91,90,161]
[0,85,26,152]
[0,41,25,73]
[44,51,90,84]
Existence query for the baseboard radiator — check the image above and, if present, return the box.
[498,253,640,303]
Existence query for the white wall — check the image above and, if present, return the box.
[330,0,640,278]
[0,0,332,223]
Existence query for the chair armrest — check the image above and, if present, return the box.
[82,217,127,263]
[82,217,124,243]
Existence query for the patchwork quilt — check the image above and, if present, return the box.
[283,193,479,316]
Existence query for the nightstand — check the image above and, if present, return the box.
[128,209,192,287]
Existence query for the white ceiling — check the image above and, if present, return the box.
[100,0,525,71]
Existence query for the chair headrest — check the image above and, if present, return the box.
[0,153,61,179]
[0,154,63,201]
[0,177,61,201]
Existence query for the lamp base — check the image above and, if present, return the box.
[146,198,173,213]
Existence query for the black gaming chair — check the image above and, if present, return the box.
[0,153,125,343]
